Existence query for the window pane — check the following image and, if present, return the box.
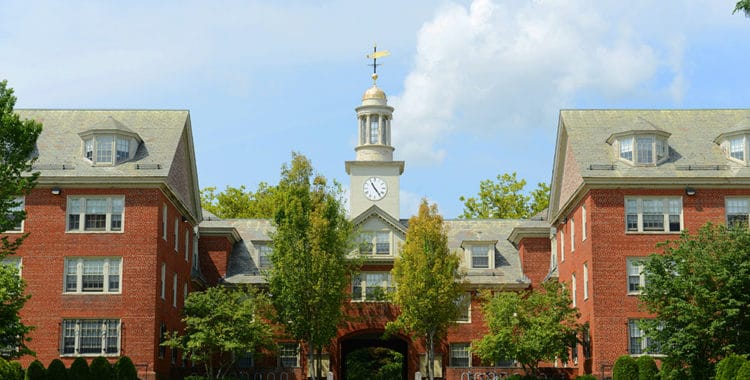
[95,136,113,164]
[642,199,664,231]
[375,232,390,254]
[731,137,744,161]
[79,320,103,354]
[110,198,124,231]
[62,320,77,354]
[258,244,272,268]
[450,344,470,367]
[116,138,129,161]
[471,246,489,269]
[636,137,653,164]
[66,260,78,292]
[727,198,749,228]
[82,260,105,292]
[108,260,120,292]
[620,138,633,161]
[280,344,298,367]
[106,320,119,354]
[625,199,638,231]
[85,139,93,160]
[369,118,379,144]
[656,139,668,162]
[628,320,643,355]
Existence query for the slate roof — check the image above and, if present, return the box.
[220,219,274,285]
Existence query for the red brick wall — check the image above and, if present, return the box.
[517,237,552,288]
[6,187,194,378]
[198,236,233,284]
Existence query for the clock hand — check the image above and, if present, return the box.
[370,182,382,196]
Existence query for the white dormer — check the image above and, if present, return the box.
[715,128,750,165]
[79,116,142,166]
[460,240,497,270]
[607,130,671,166]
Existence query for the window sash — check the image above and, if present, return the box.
[625,197,682,233]
[730,137,745,161]
[258,244,272,268]
[450,344,470,367]
[352,272,393,301]
[627,258,645,294]
[628,320,660,355]
[455,293,471,322]
[470,246,490,269]
[61,319,120,356]
[279,343,299,367]
[64,258,121,293]
[369,117,379,144]
[375,232,390,254]
[620,137,633,161]
[726,198,750,228]
[67,197,124,232]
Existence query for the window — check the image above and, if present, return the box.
[238,351,254,368]
[159,323,167,358]
[571,273,577,307]
[726,198,750,228]
[61,319,120,356]
[172,273,178,307]
[116,138,129,161]
[583,263,589,300]
[64,257,121,293]
[369,116,379,144]
[359,117,366,145]
[620,137,633,161]
[81,134,134,165]
[171,341,178,364]
[161,263,166,300]
[636,137,653,164]
[174,218,179,252]
[67,196,124,232]
[582,205,587,241]
[184,283,188,305]
[184,229,189,261]
[1,258,21,277]
[449,343,471,367]
[570,218,575,252]
[162,204,167,240]
[615,134,669,165]
[628,320,661,355]
[351,272,393,301]
[730,136,746,162]
[192,232,200,270]
[469,245,492,269]
[455,293,471,323]
[359,232,391,255]
[560,230,565,262]
[279,343,299,367]
[627,257,646,294]
[625,197,682,232]
[4,196,24,232]
[257,243,272,268]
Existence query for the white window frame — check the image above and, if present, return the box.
[1,257,22,277]
[174,217,179,252]
[161,263,166,300]
[570,218,575,252]
[81,134,133,166]
[462,242,494,269]
[4,196,25,233]
[625,197,682,233]
[583,263,589,300]
[628,319,662,355]
[162,204,167,240]
[571,273,577,307]
[560,229,565,262]
[64,257,121,294]
[582,205,587,241]
[618,135,669,166]
[627,257,646,295]
[256,242,272,268]
[455,292,471,323]
[449,343,471,367]
[728,135,747,163]
[279,343,300,368]
[172,273,178,307]
[66,196,125,233]
[359,231,392,256]
[61,319,120,356]
[726,197,750,228]
[351,272,394,302]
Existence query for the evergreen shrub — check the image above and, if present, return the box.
[114,356,138,380]
[46,359,67,380]
[636,355,659,380]
[24,359,46,380]
[575,375,597,380]
[735,360,750,380]
[69,357,89,380]
[9,360,24,380]
[89,356,111,380]
[716,354,747,380]
[613,355,639,380]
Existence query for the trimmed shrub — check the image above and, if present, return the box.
[9,361,24,380]
[716,354,747,380]
[69,357,89,380]
[24,359,46,380]
[613,355,639,380]
[89,356,112,380]
[736,360,750,380]
[636,355,659,380]
[0,358,12,380]
[113,356,138,380]
[46,359,67,380]
[575,375,597,380]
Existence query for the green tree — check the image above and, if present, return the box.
[613,355,638,380]
[387,200,464,380]
[345,347,403,380]
[472,280,580,375]
[0,80,42,358]
[636,355,659,380]
[715,354,746,380]
[201,182,277,219]
[640,223,750,379]
[266,152,356,379]
[734,0,750,16]
[46,359,67,380]
[736,360,750,380]
[24,359,45,380]
[162,286,274,380]
[459,172,549,219]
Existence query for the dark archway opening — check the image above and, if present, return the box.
[341,333,408,380]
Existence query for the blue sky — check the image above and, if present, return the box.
[2,0,749,218]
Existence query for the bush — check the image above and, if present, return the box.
[736,360,750,380]
[24,359,46,380]
[716,354,747,380]
[0,358,12,380]
[636,355,659,380]
[69,357,89,380]
[9,361,24,380]
[575,375,597,380]
[613,355,639,380]
[46,359,67,380]
[113,356,138,380]
[89,357,112,380]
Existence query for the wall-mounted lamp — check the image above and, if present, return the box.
[685,187,696,196]
[51,187,61,195]
[181,216,188,222]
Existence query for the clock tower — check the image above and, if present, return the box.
[345,72,404,219]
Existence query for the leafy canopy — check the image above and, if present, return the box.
[162,285,274,380]
[735,0,750,16]
[459,172,549,219]
[265,152,356,378]
[387,200,464,380]
[640,223,750,379]
[472,281,581,375]
[201,182,277,219]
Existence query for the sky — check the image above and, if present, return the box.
[2,0,749,218]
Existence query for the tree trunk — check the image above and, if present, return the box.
[308,345,316,380]
[427,331,435,380]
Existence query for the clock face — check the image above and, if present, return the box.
[363,177,387,201]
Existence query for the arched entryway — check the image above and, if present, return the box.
[340,332,409,380]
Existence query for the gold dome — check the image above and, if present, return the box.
[362,85,386,101]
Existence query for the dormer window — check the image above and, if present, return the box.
[608,130,670,166]
[716,131,750,165]
[79,117,141,166]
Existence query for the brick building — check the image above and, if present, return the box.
[3,83,750,379]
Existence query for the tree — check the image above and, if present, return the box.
[734,0,750,16]
[387,200,464,380]
[200,182,277,219]
[636,355,659,380]
[640,223,750,379]
[0,80,42,358]
[266,152,356,380]
[459,172,549,219]
[162,285,274,380]
[473,280,580,375]
[345,347,403,380]
[613,355,639,380]
[715,354,746,380]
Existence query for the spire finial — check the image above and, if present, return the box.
[366,43,390,85]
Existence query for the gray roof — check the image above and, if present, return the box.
[551,109,750,219]
[16,109,202,221]
[221,219,274,285]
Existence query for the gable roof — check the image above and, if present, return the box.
[550,109,750,223]
[351,204,407,234]
[16,109,202,222]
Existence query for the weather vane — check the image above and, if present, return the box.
[366,43,390,85]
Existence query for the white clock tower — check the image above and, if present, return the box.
[345,71,404,220]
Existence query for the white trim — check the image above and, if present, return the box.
[63,257,122,294]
